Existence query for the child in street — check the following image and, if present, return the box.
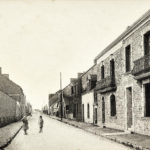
[38,116,44,133]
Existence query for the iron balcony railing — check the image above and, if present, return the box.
[132,54,150,76]
[96,76,116,91]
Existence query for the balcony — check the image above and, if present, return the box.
[86,81,96,91]
[95,76,116,93]
[132,55,150,80]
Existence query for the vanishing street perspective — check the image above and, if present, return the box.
[1,1,150,150]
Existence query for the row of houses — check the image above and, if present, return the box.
[48,10,150,136]
[0,67,31,127]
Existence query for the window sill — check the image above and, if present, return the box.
[110,116,117,119]
[124,71,132,75]
[141,117,150,120]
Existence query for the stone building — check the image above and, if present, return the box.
[25,102,32,116]
[81,65,97,124]
[49,73,83,120]
[70,73,83,121]
[94,10,150,135]
[0,68,26,126]
[48,91,60,116]
[62,83,73,119]
[0,91,17,127]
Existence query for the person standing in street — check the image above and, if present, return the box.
[22,116,29,135]
[38,115,44,133]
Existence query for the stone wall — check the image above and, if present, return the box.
[0,91,17,127]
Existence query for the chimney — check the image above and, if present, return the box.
[126,26,131,30]
[3,74,9,79]
[78,73,83,78]
[70,78,77,85]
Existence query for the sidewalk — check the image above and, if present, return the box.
[0,121,22,149]
[50,115,150,150]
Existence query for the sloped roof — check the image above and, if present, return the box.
[0,75,24,96]
[49,93,59,106]
[94,9,150,62]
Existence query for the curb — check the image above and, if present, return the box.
[0,126,22,150]
[50,116,150,150]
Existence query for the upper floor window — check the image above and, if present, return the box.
[110,59,115,78]
[144,31,150,55]
[125,45,131,72]
[75,85,78,95]
[89,75,97,90]
[101,65,105,79]
[71,86,74,95]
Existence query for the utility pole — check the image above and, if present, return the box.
[60,72,63,121]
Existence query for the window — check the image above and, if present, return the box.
[74,86,76,95]
[76,85,78,95]
[145,83,150,117]
[87,103,90,118]
[125,45,131,72]
[144,31,150,55]
[73,104,76,118]
[66,105,69,111]
[91,80,97,89]
[77,104,78,114]
[110,94,116,116]
[101,65,105,79]
[71,86,74,95]
[110,59,115,78]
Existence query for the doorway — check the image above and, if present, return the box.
[126,87,133,129]
[145,83,150,117]
[102,97,105,124]
[94,108,98,124]
[82,104,84,122]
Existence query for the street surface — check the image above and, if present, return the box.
[5,112,131,150]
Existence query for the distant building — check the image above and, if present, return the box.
[81,65,97,124]
[25,102,32,116]
[48,91,60,116]
[70,73,83,121]
[63,83,73,119]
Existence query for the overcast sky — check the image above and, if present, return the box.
[0,0,150,109]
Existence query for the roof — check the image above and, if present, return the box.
[0,75,24,97]
[80,64,96,78]
[49,93,59,106]
[94,9,150,62]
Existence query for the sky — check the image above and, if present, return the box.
[0,0,150,109]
